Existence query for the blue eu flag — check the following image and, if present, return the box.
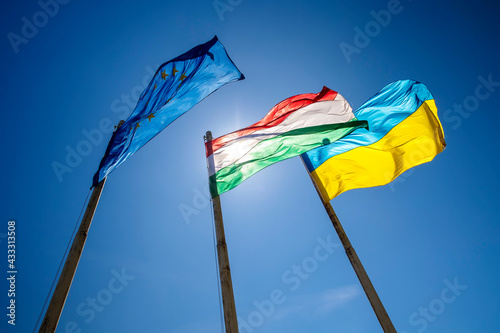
[93,36,244,186]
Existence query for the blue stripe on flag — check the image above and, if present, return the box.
[302,80,434,172]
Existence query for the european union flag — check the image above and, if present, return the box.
[93,36,244,186]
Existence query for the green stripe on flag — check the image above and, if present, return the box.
[210,119,368,197]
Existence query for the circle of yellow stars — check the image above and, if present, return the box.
[131,65,188,131]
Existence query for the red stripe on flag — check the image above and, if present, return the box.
[206,87,338,156]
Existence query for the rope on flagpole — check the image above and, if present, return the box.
[206,131,225,333]
[210,198,225,333]
[205,130,240,333]
[32,188,92,333]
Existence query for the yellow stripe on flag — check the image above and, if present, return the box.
[311,99,446,201]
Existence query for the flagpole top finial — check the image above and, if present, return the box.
[114,120,125,131]
[205,131,212,141]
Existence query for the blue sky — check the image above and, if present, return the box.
[1,0,499,332]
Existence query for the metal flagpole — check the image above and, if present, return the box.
[205,131,239,333]
[39,121,124,333]
[301,157,396,333]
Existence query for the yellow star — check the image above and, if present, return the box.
[147,113,155,122]
[172,67,179,75]
[161,70,168,80]
[154,84,157,90]
[136,123,140,129]
[180,73,187,81]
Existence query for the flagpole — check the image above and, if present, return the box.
[39,121,124,333]
[38,179,105,332]
[301,158,396,333]
[205,131,239,333]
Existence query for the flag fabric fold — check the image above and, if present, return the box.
[302,80,446,201]
[206,87,368,197]
[93,36,244,186]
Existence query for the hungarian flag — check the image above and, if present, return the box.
[206,87,368,197]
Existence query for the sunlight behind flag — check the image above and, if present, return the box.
[206,87,368,197]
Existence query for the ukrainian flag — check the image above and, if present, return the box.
[302,80,446,201]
